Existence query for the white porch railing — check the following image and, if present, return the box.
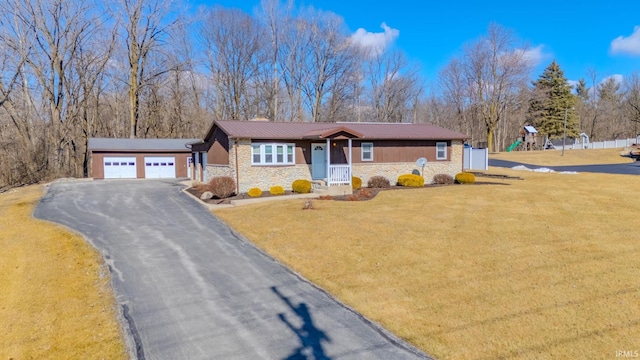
[328,164,351,186]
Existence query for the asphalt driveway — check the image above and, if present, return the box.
[489,158,640,175]
[34,180,428,360]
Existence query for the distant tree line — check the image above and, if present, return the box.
[0,0,639,187]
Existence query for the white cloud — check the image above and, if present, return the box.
[601,74,624,86]
[567,79,579,89]
[350,23,399,56]
[518,45,546,66]
[610,26,640,56]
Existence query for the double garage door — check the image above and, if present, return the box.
[103,156,176,179]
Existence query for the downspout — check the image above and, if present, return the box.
[234,139,240,195]
[185,143,194,180]
[461,141,465,173]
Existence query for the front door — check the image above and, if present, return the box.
[311,143,327,180]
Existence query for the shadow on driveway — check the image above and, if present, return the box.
[272,286,331,360]
[34,180,428,360]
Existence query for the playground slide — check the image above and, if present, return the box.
[506,139,522,152]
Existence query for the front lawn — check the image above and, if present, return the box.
[214,170,640,359]
[0,186,127,359]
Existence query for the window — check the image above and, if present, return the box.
[436,142,447,160]
[252,144,261,163]
[264,145,273,163]
[251,143,295,165]
[361,142,373,161]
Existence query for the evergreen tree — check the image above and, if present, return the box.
[575,78,589,102]
[526,61,579,139]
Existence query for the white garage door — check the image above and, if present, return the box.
[144,157,176,178]
[103,157,137,179]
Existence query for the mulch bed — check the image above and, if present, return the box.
[185,187,298,204]
[187,181,508,204]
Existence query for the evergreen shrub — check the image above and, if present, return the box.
[455,172,476,184]
[352,176,362,190]
[247,188,263,197]
[292,179,312,194]
[269,186,285,195]
[397,174,424,187]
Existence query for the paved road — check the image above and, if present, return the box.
[34,180,428,360]
[489,158,640,175]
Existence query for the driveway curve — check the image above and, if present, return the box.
[489,158,640,175]
[34,180,428,360]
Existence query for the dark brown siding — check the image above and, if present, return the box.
[207,127,230,165]
[91,151,192,179]
[346,140,451,163]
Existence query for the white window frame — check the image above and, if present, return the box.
[361,142,373,161]
[436,142,447,160]
[251,143,295,165]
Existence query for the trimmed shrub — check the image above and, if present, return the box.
[367,175,391,189]
[208,176,236,198]
[433,173,454,185]
[397,174,425,187]
[352,176,362,190]
[247,187,263,198]
[455,172,476,184]
[269,186,285,196]
[292,179,312,194]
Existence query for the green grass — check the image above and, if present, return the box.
[214,169,640,359]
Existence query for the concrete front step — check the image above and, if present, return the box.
[312,184,352,196]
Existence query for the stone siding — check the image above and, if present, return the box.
[206,140,464,192]
[353,141,463,185]
[204,164,234,180]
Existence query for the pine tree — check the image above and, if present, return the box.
[575,78,589,102]
[526,61,579,139]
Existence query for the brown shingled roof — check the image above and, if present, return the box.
[210,120,468,141]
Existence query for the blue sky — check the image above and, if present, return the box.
[187,0,640,86]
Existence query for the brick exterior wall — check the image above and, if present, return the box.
[206,140,464,192]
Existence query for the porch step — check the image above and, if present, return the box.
[311,179,327,187]
[311,180,328,195]
[312,183,352,196]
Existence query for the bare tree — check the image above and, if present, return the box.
[116,0,177,138]
[624,72,640,137]
[297,10,357,122]
[200,7,263,120]
[460,23,531,152]
[361,50,422,123]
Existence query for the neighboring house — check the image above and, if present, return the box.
[189,120,468,193]
[89,138,199,179]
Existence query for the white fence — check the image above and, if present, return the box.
[463,147,488,171]
[554,137,639,151]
